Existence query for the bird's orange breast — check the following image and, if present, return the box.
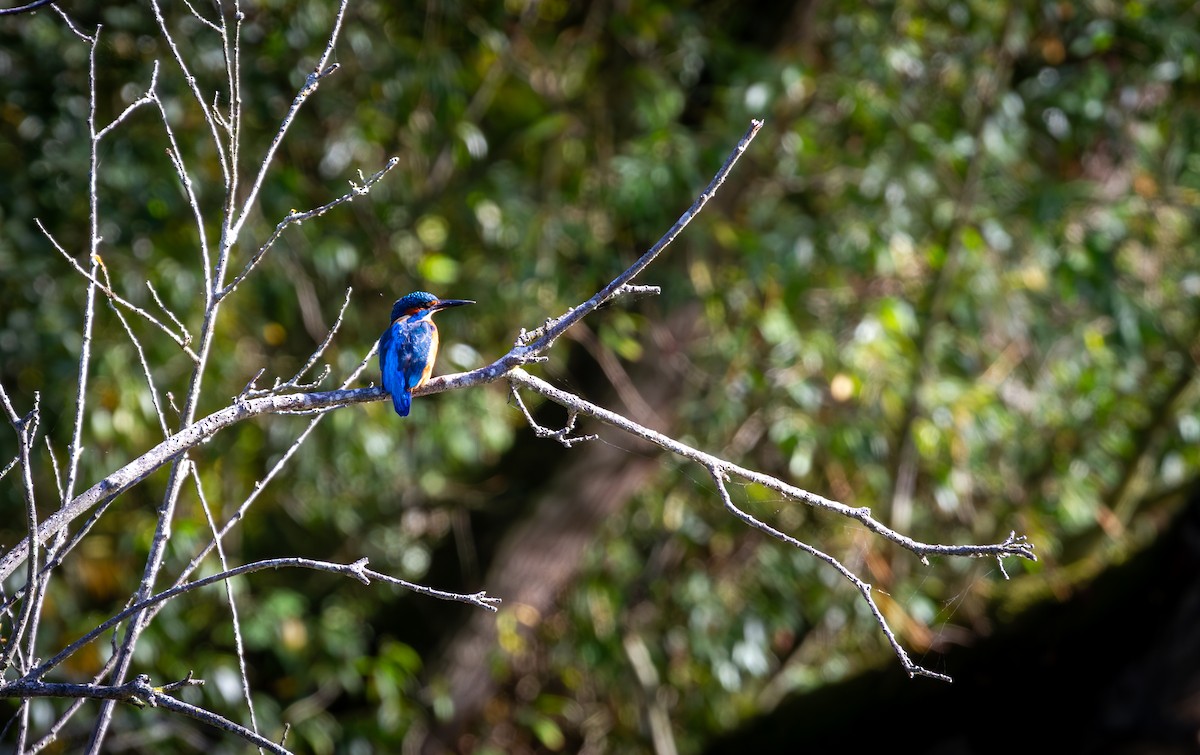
[416,331,439,389]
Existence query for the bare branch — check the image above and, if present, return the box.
[509,382,598,447]
[0,0,54,17]
[238,367,268,397]
[48,4,93,42]
[510,367,1036,565]
[158,117,213,300]
[0,674,291,755]
[227,0,350,241]
[362,568,502,611]
[145,280,191,344]
[38,221,198,359]
[222,2,242,200]
[43,437,64,503]
[1,673,198,706]
[513,119,763,355]
[0,379,20,424]
[148,0,230,186]
[179,0,220,32]
[241,288,354,399]
[26,556,497,680]
[501,365,1036,682]
[219,159,400,300]
[99,265,171,437]
[0,388,41,674]
[190,466,259,739]
[94,61,159,141]
[705,464,951,682]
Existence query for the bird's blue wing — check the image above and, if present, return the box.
[399,321,435,391]
[379,319,435,418]
[379,322,412,417]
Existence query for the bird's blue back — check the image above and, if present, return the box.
[379,312,437,417]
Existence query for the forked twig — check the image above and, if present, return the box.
[239,288,355,398]
[705,464,949,681]
[508,382,598,447]
[220,159,399,300]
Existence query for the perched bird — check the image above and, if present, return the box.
[378,291,474,417]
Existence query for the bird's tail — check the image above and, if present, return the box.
[392,390,412,417]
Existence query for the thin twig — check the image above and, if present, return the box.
[146,280,191,343]
[508,382,597,447]
[362,568,503,610]
[227,0,350,243]
[158,113,214,302]
[49,3,92,41]
[705,463,951,682]
[148,0,230,185]
[510,367,1036,565]
[26,556,498,679]
[38,219,198,358]
[219,159,399,300]
[241,288,354,398]
[1,674,291,755]
[43,437,64,503]
[190,466,260,740]
[0,0,54,16]
[221,1,241,193]
[98,261,171,437]
[179,0,220,31]
[514,120,763,356]
[94,62,159,140]
[0,388,40,674]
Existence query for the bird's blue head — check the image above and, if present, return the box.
[390,291,475,322]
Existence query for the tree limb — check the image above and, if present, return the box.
[0,674,291,755]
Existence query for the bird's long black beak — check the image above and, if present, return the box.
[431,298,475,311]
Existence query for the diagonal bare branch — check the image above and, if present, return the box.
[38,220,198,358]
[227,0,350,242]
[0,674,290,755]
[509,367,1036,566]
[0,388,41,675]
[25,556,497,681]
[704,463,951,682]
[190,465,260,739]
[220,159,399,300]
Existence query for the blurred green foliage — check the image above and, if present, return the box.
[2,0,1199,752]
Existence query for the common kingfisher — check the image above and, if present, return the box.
[378,291,474,417]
